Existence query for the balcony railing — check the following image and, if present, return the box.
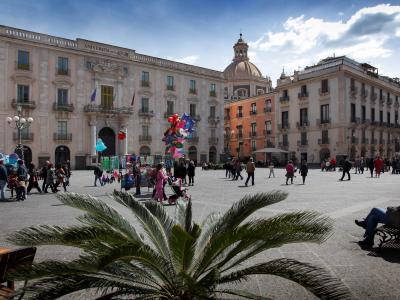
[379,96,386,105]
[297,140,308,146]
[13,132,34,141]
[208,137,219,144]
[237,133,243,139]
[370,92,377,103]
[56,68,70,76]
[249,132,257,138]
[319,87,330,96]
[318,138,330,145]
[224,115,230,120]
[361,118,370,125]
[139,135,152,143]
[263,129,272,135]
[371,139,377,145]
[280,96,290,103]
[387,97,393,106]
[209,91,217,97]
[296,121,309,128]
[361,89,368,100]
[164,112,175,118]
[208,116,220,124]
[53,102,74,112]
[83,104,133,115]
[141,80,150,87]
[298,92,309,99]
[15,61,31,71]
[264,107,272,112]
[249,110,257,115]
[361,138,369,144]
[138,110,154,117]
[192,115,201,122]
[278,123,290,130]
[316,118,331,126]
[53,133,72,141]
[351,137,359,144]
[236,112,243,118]
[12,99,36,109]
[379,139,386,145]
[278,142,289,150]
[189,88,197,95]
[166,85,175,91]
[350,86,358,95]
[350,117,360,124]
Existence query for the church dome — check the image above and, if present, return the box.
[223,33,263,80]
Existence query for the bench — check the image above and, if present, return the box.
[0,247,36,300]
[375,225,400,251]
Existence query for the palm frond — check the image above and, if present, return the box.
[112,191,170,258]
[215,288,272,299]
[218,258,351,299]
[169,224,196,273]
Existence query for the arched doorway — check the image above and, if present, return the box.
[319,148,330,162]
[188,146,197,163]
[55,146,70,164]
[98,127,116,156]
[14,145,32,164]
[139,146,151,157]
[209,146,217,163]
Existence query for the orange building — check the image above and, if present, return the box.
[224,93,276,162]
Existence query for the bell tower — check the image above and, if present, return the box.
[233,33,249,62]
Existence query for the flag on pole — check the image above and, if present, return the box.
[90,89,97,102]
[130,91,135,106]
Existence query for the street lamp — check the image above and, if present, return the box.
[6,105,33,161]
[225,129,234,159]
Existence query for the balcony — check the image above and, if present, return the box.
[279,96,290,103]
[209,91,217,97]
[370,92,377,104]
[278,142,289,150]
[83,104,133,115]
[164,112,175,119]
[319,87,330,96]
[139,135,152,143]
[350,86,358,96]
[371,139,378,145]
[298,92,309,100]
[166,85,175,91]
[351,137,359,144]
[361,118,370,125]
[361,138,369,145]
[361,89,368,100]
[249,110,257,115]
[249,132,257,138]
[191,115,201,122]
[265,140,274,148]
[224,115,230,121]
[53,133,72,141]
[15,61,32,72]
[208,116,220,125]
[379,96,386,106]
[208,137,219,145]
[278,123,290,131]
[316,118,331,126]
[56,68,70,76]
[297,140,308,146]
[53,102,74,112]
[237,133,243,140]
[141,80,151,88]
[138,110,154,118]
[379,139,386,145]
[350,117,360,125]
[387,97,393,106]
[11,99,36,109]
[189,88,197,95]
[13,132,33,141]
[264,107,272,113]
[395,100,400,108]
[188,135,199,143]
[318,138,330,145]
[296,121,309,129]
[370,121,378,127]
[263,129,272,135]
[236,112,243,118]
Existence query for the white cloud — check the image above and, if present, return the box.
[338,12,344,16]
[167,55,199,65]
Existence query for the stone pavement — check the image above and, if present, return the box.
[0,168,399,299]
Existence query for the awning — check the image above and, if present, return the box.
[252,147,288,154]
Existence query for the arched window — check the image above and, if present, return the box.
[237,88,248,99]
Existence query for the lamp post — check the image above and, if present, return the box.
[225,130,234,159]
[6,105,33,161]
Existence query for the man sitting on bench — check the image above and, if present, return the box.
[355,206,400,247]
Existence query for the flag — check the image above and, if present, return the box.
[131,91,135,106]
[90,89,96,102]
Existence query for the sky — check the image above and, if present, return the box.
[1,0,400,84]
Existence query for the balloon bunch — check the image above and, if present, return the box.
[163,113,195,158]
[96,138,107,152]
[117,130,126,140]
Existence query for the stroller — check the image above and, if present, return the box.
[167,176,190,205]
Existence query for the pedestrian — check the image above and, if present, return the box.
[188,160,195,186]
[16,159,28,182]
[154,163,167,203]
[0,159,8,201]
[235,159,243,180]
[245,157,255,186]
[367,157,374,178]
[340,158,352,181]
[224,161,231,178]
[44,163,56,193]
[26,162,42,194]
[268,162,275,178]
[93,163,103,186]
[16,175,26,201]
[359,157,365,174]
[133,163,141,195]
[354,157,360,174]
[374,156,383,178]
[40,161,49,191]
[285,160,295,185]
[63,161,71,186]
[230,158,236,180]
[7,170,18,199]
[54,163,67,192]
[299,160,308,185]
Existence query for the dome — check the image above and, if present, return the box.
[224,60,263,80]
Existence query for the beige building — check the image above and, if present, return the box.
[276,56,400,164]
[0,25,225,169]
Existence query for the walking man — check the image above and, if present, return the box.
[0,159,8,200]
[245,158,255,186]
[268,162,275,178]
[94,163,103,186]
[299,160,308,185]
[340,158,352,181]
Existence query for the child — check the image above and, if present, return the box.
[16,176,26,201]
[7,171,18,198]
[268,162,275,178]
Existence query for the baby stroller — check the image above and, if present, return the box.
[167,176,190,205]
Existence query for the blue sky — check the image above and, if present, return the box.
[1,0,400,83]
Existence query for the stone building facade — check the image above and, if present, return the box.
[275,56,400,164]
[0,25,225,168]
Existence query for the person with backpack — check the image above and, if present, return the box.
[94,164,103,187]
[340,158,352,181]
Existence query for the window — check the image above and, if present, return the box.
[57,121,67,135]
[265,99,272,112]
[301,132,307,145]
[321,79,329,93]
[300,108,308,125]
[57,57,69,75]
[237,106,243,117]
[57,89,68,105]
[361,105,366,121]
[101,85,114,109]
[210,128,216,138]
[237,88,248,98]
[190,103,196,117]
[189,80,196,94]
[282,134,288,146]
[166,75,174,90]
[282,89,289,98]
[371,130,375,144]
[362,129,366,143]
[379,110,383,124]
[322,130,329,144]
[142,125,149,136]
[167,101,174,115]
[300,85,307,95]
[282,111,289,129]
[17,50,29,70]
[141,97,149,113]
[251,103,256,114]
[224,87,228,99]
[387,112,391,124]
[371,108,375,122]
[141,71,150,86]
[387,92,390,101]
[209,106,216,118]
[251,123,256,136]
[395,111,399,125]
[210,83,216,96]
[251,140,256,151]
[265,120,272,134]
[351,103,356,122]
[320,104,329,123]
[17,85,29,102]
[379,89,383,100]
[237,125,243,138]
[350,78,355,90]
[361,83,366,94]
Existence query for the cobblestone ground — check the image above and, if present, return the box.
[0,168,399,299]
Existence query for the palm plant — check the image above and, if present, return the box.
[8,190,350,299]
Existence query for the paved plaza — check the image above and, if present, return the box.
[0,168,399,299]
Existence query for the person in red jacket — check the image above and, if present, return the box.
[285,160,295,185]
[374,156,384,177]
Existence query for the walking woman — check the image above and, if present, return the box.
[154,163,167,203]
[27,162,42,194]
[285,160,295,185]
[187,160,195,186]
[299,160,308,185]
[54,163,67,192]
[44,163,56,193]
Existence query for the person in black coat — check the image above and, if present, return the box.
[367,157,374,178]
[340,158,352,181]
[299,160,308,185]
[187,161,195,186]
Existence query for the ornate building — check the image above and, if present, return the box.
[275,56,400,164]
[0,25,225,168]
